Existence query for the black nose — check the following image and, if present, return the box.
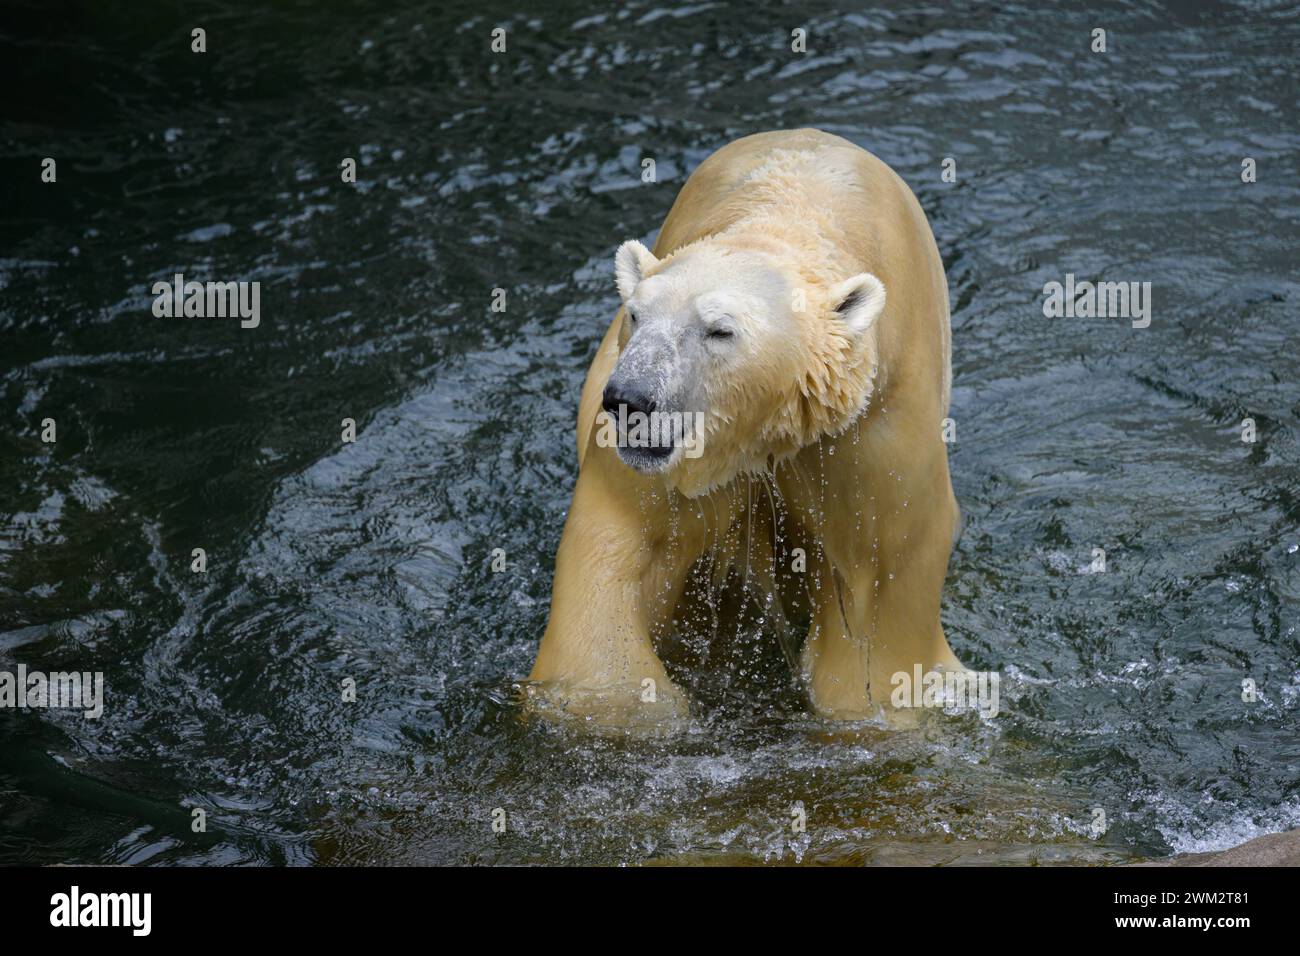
[602,379,656,418]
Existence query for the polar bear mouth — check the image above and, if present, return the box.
[616,442,676,474]
[599,405,706,474]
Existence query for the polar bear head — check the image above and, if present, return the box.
[601,236,886,496]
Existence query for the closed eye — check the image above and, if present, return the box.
[707,328,734,340]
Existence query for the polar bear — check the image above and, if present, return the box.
[526,128,963,723]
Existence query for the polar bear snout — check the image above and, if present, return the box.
[598,370,690,474]
[602,378,656,419]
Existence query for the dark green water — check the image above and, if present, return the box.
[1,0,1297,865]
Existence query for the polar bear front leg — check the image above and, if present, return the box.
[801,569,885,721]
[802,510,964,722]
[527,442,692,725]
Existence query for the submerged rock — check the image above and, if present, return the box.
[1140,829,1300,867]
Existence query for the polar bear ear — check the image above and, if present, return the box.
[830,272,886,336]
[615,240,659,302]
